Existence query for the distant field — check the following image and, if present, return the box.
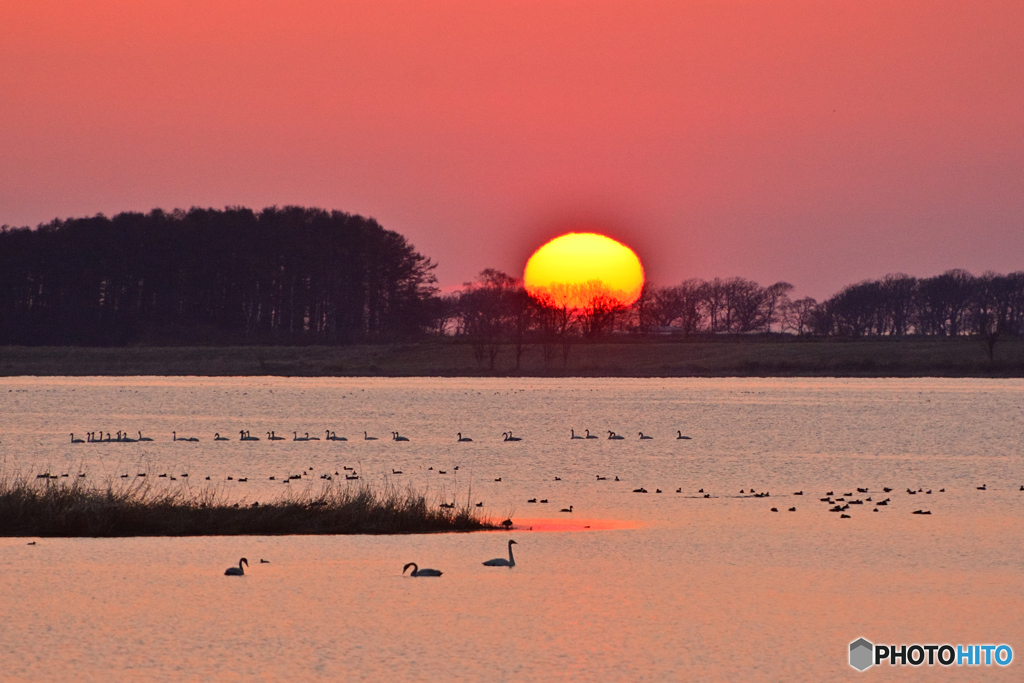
[1,337,1022,377]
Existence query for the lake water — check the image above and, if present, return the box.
[0,376,1021,680]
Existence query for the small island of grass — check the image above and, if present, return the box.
[0,476,494,537]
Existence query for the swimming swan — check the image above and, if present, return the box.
[585,430,598,439]
[403,562,442,577]
[639,432,653,440]
[70,433,84,443]
[364,432,378,440]
[608,431,624,440]
[483,539,517,567]
[457,433,473,442]
[224,558,248,576]
[503,432,522,442]
[570,429,583,439]
[393,432,410,441]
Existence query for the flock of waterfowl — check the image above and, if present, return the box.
[71,428,693,444]
[59,427,1019,519]
[224,539,519,578]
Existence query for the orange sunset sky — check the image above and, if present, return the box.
[1,1,1022,297]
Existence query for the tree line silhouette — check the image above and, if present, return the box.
[1,207,1021,363]
[0,207,438,345]
[444,269,1024,368]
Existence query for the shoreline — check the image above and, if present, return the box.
[1,338,1022,378]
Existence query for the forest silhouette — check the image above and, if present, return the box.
[0,207,438,345]
[1,207,1022,363]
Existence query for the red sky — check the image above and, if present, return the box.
[2,1,1022,298]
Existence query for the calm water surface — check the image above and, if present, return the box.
[0,377,1021,681]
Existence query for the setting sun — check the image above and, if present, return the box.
[523,233,645,309]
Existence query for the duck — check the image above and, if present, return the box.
[403,562,442,577]
[482,540,517,567]
[224,558,248,576]
[457,433,473,442]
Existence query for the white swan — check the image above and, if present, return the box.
[224,558,248,576]
[483,540,517,567]
[403,562,442,577]
[570,429,583,439]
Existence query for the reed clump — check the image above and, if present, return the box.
[0,475,494,537]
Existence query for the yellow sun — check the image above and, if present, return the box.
[523,233,645,309]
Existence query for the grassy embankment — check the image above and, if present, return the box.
[0,475,493,537]
[1,336,1022,377]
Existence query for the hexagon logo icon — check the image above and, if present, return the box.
[850,638,874,671]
